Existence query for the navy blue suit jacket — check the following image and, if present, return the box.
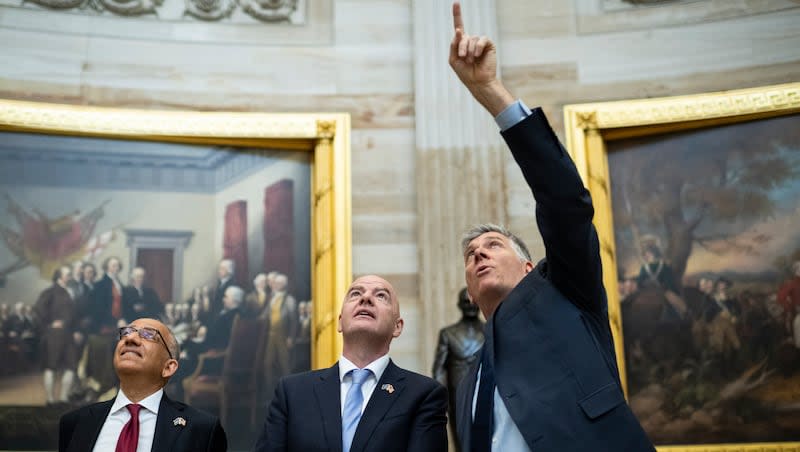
[455,110,655,451]
[254,360,448,452]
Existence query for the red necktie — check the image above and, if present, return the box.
[111,282,123,319]
[115,404,141,452]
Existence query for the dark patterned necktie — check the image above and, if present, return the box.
[471,346,495,452]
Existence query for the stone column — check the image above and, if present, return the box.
[412,0,506,372]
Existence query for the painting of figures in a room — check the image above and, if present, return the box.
[0,132,312,450]
[609,113,800,445]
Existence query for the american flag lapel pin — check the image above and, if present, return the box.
[381,383,395,394]
[173,417,187,427]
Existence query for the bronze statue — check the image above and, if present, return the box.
[432,287,484,448]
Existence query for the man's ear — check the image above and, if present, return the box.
[392,317,404,338]
[337,314,343,333]
[524,261,534,274]
[162,359,178,379]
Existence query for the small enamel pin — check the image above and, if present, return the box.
[381,384,395,394]
[173,417,187,427]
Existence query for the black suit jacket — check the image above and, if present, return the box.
[212,278,235,314]
[89,274,122,333]
[455,110,654,451]
[254,360,447,452]
[123,285,165,322]
[204,307,241,351]
[59,392,227,452]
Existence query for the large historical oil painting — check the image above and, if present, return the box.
[564,82,800,451]
[0,100,352,451]
[609,114,800,445]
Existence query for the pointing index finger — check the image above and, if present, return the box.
[452,2,464,32]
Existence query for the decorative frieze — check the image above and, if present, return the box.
[6,0,302,22]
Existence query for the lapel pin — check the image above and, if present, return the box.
[173,417,187,427]
[381,384,395,394]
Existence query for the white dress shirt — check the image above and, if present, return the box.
[467,98,536,452]
[472,364,531,452]
[92,388,163,452]
[338,354,390,415]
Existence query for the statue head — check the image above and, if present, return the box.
[457,287,480,319]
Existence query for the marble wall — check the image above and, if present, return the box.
[1,0,799,374]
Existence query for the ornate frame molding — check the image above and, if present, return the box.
[0,98,352,369]
[563,82,800,452]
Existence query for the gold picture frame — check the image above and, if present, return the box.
[0,98,352,370]
[564,83,800,451]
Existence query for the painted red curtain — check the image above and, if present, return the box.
[223,200,248,288]
[263,180,294,291]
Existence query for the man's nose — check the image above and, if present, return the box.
[122,331,141,344]
[357,294,375,305]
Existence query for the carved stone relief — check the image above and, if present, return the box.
[14,0,301,22]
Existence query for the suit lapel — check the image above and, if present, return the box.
[456,317,495,452]
[456,358,479,451]
[314,363,343,452]
[349,361,406,452]
[152,394,188,451]
[67,400,113,452]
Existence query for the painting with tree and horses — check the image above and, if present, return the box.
[608,112,800,444]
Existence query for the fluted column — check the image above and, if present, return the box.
[412,0,506,372]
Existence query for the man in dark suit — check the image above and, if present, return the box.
[254,275,448,452]
[59,317,227,452]
[448,3,654,451]
[34,265,80,404]
[204,285,243,351]
[212,259,235,315]
[89,256,125,334]
[123,267,165,323]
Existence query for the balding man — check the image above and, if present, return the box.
[58,318,227,452]
[254,275,447,452]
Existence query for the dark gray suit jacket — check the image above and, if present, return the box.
[456,109,655,452]
[254,360,448,452]
[59,393,227,452]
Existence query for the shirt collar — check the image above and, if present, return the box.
[110,388,164,415]
[339,354,390,383]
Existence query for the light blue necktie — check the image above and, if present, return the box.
[342,368,372,452]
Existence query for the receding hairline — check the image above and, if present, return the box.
[131,317,180,360]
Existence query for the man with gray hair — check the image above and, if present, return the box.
[449,3,653,451]
[212,259,235,314]
[246,273,270,315]
[123,267,164,323]
[204,285,244,351]
[261,272,298,402]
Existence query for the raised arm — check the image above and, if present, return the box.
[448,2,513,116]
[448,1,605,315]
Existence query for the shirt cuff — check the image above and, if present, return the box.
[494,99,532,132]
